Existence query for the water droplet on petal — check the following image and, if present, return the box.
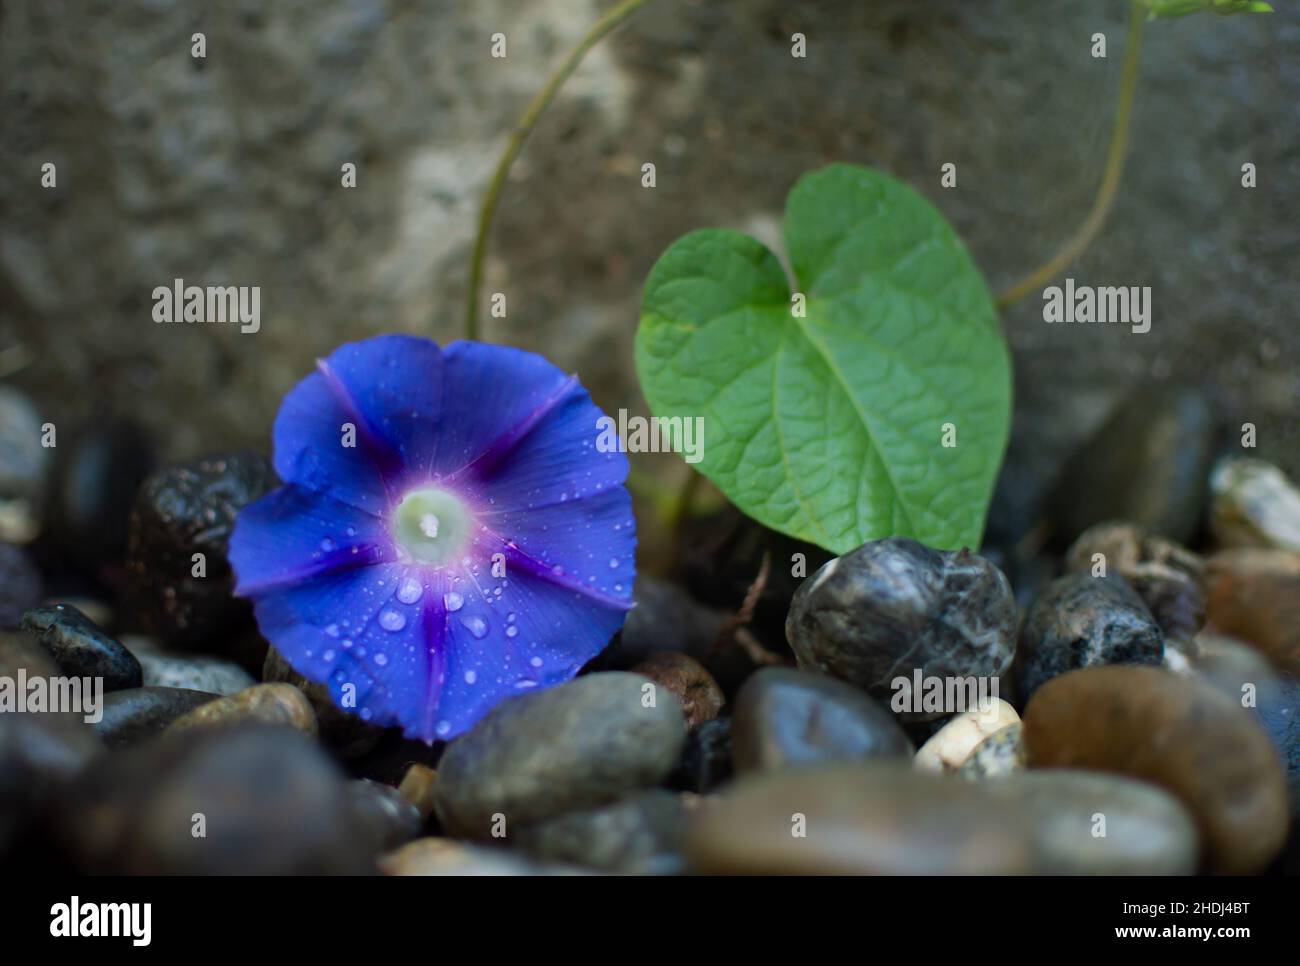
[374,653,389,667]
[464,670,477,684]
[460,615,488,639]
[397,576,423,604]
[435,720,452,737]
[530,656,543,668]
[609,557,619,569]
[443,591,464,612]
[505,625,518,638]
[379,610,406,632]
[320,538,336,552]
[324,623,339,638]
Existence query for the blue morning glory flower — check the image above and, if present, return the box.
[229,335,636,742]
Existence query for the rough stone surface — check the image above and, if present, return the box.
[956,722,1025,780]
[666,716,733,794]
[20,603,142,691]
[732,667,912,773]
[434,672,686,837]
[124,452,276,649]
[1023,665,1289,875]
[629,651,723,728]
[787,538,1017,720]
[138,650,256,696]
[1064,521,1206,640]
[914,699,1019,773]
[4,1,1296,533]
[1015,573,1164,700]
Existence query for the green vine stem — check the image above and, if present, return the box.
[996,2,1145,309]
[465,0,655,341]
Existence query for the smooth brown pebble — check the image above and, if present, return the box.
[1023,665,1288,874]
[630,651,723,728]
[163,682,318,738]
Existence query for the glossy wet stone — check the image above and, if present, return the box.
[1064,522,1205,640]
[914,699,1019,773]
[666,717,733,794]
[514,789,688,875]
[124,452,275,648]
[786,538,1017,721]
[732,667,911,773]
[1015,573,1163,700]
[55,725,371,874]
[347,779,423,854]
[630,651,724,728]
[138,651,255,696]
[263,644,384,759]
[434,672,686,838]
[94,686,219,748]
[1023,665,1288,874]
[1046,386,1218,546]
[0,543,41,628]
[162,682,317,738]
[20,603,142,692]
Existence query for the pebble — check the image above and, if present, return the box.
[513,790,688,875]
[94,686,220,748]
[55,726,371,874]
[20,603,142,692]
[263,644,383,758]
[1023,665,1289,874]
[397,764,439,824]
[785,537,1017,721]
[0,631,103,858]
[1065,521,1205,640]
[434,672,686,838]
[914,699,1019,773]
[0,385,50,543]
[379,838,586,876]
[47,423,153,572]
[732,667,912,773]
[347,779,424,854]
[956,722,1025,780]
[0,542,42,628]
[685,762,1199,875]
[1204,565,1300,675]
[124,452,275,648]
[666,717,733,794]
[138,650,255,696]
[162,682,318,738]
[1015,573,1163,700]
[1046,386,1217,546]
[630,651,724,728]
[1209,457,1300,554]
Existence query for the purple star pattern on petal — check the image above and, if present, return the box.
[229,335,636,741]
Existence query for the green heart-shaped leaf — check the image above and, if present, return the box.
[635,164,1010,554]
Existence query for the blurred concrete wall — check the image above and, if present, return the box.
[1,0,1297,519]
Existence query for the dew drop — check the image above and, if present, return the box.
[529,656,543,668]
[397,576,423,604]
[505,625,518,639]
[374,653,389,667]
[320,538,336,552]
[323,649,336,662]
[609,557,619,569]
[514,679,538,690]
[551,564,565,576]
[435,720,451,737]
[443,591,464,612]
[464,670,477,684]
[324,623,339,638]
[379,610,406,632]
[460,615,488,639]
